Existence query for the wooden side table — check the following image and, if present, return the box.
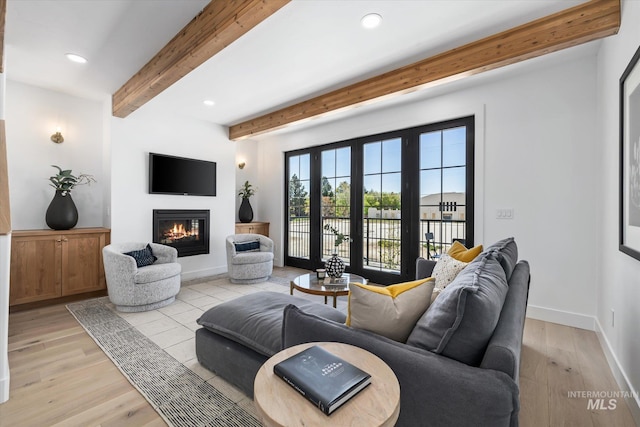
[254,342,400,427]
[290,272,367,308]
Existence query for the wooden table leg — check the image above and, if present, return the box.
[324,295,328,305]
[290,282,293,295]
[333,295,338,308]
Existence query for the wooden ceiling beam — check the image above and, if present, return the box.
[229,0,620,140]
[112,0,290,118]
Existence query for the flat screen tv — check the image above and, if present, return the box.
[149,153,216,196]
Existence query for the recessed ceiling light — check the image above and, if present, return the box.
[203,100,215,107]
[65,53,88,64]
[361,13,382,29]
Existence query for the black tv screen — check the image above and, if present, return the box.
[149,153,216,196]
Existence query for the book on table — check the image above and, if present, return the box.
[273,345,372,415]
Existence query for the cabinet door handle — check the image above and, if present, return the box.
[62,238,68,242]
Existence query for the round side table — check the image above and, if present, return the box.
[254,342,400,427]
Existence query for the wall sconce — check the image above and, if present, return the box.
[51,127,64,144]
[238,162,246,169]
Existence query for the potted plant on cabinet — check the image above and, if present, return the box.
[237,180,255,223]
[46,165,96,230]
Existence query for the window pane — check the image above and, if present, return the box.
[443,167,465,193]
[420,132,441,170]
[289,156,299,179]
[322,150,335,177]
[382,138,401,172]
[299,154,310,180]
[420,169,441,198]
[364,141,381,175]
[443,127,466,167]
[336,147,351,177]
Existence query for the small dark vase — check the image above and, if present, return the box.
[45,190,78,230]
[239,197,254,223]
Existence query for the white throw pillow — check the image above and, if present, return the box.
[432,253,468,291]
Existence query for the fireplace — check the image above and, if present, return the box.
[153,210,210,257]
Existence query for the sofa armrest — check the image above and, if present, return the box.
[149,243,178,264]
[480,260,530,381]
[416,257,436,279]
[282,305,518,427]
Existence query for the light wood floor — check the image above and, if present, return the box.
[1,303,637,426]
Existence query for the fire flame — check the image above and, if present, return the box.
[164,223,198,240]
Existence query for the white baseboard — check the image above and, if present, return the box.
[594,319,640,425]
[180,266,227,282]
[0,362,9,403]
[526,304,596,330]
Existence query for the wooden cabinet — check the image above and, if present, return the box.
[235,222,269,237]
[10,228,110,307]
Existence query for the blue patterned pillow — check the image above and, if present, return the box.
[124,244,157,267]
[234,240,261,252]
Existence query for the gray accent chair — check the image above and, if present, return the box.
[226,234,274,284]
[102,242,181,312]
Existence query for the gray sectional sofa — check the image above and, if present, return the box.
[195,237,530,426]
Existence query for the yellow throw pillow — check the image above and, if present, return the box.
[347,278,435,342]
[448,241,483,263]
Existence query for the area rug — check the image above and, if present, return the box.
[67,297,261,427]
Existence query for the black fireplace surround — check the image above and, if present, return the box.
[153,209,210,257]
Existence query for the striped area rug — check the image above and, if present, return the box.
[67,298,261,427]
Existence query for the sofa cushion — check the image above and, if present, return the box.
[484,237,518,281]
[406,253,508,366]
[347,278,434,342]
[197,291,346,357]
[124,243,157,268]
[432,253,468,291]
[448,241,483,263]
[230,251,274,265]
[134,262,181,284]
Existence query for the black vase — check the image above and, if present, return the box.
[239,197,254,223]
[45,190,78,230]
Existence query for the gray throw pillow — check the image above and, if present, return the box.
[484,237,518,281]
[406,253,508,366]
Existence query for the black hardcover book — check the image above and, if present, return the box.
[273,345,372,415]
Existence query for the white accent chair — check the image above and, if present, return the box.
[226,234,274,284]
[102,242,181,312]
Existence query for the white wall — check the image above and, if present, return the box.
[5,80,105,230]
[110,109,236,281]
[257,52,599,328]
[596,0,640,418]
[0,67,11,403]
[235,139,261,223]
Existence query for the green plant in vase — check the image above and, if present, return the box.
[46,165,96,230]
[237,180,256,223]
[323,223,347,278]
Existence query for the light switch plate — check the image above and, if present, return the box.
[496,208,514,219]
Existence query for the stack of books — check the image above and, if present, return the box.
[273,345,372,415]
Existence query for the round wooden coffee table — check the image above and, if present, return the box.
[254,342,400,427]
[290,272,367,308]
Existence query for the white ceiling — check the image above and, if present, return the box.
[5,0,594,136]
